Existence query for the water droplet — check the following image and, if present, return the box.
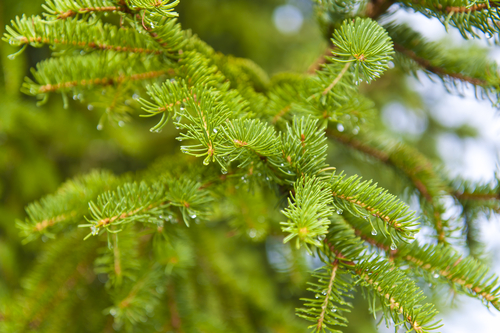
[110,308,117,317]
[433,273,439,279]
[91,225,99,235]
[337,124,344,132]
[213,128,218,133]
[318,235,326,241]
[321,290,327,296]
[390,243,397,251]
[97,124,103,131]
[118,121,125,127]
[336,209,343,215]
[159,215,163,219]
[331,308,337,313]
[315,294,320,299]
[352,126,359,135]
[203,159,209,166]
[248,229,257,238]
[371,229,378,236]
[287,170,291,174]
[179,107,185,112]
[7,54,15,60]
[280,163,284,167]
[190,214,197,219]
[132,93,139,100]
[221,169,228,174]
[87,104,94,111]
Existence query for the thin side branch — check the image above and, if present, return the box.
[18,36,162,55]
[38,69,171,93]
[394,43,487,86]
[317,262,339,330]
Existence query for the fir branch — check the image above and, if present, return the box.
[330,18,394,83]
[393,43,486,86]
[95,227,141,286]
[325,128,451,242]
[3,16,165,55]
[281,176,334,249]
[348,219,500,310]
[17,170,121,242]
[398,0,500,39]
[221,118,281,169]
[328,171,418,244]
[24,51,172,105]
[38,69,168,93]
[296,263,353,333]
[323,219,441,332]
[355,259,440,333]
[451,177,500,214]
[42,0,128,20]
[84,178,212,235]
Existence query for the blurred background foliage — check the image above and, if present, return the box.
[0,0,495,331]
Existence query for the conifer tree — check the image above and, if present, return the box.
[1,0,500,332]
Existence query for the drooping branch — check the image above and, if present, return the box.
[325,129,448,241]
[393,43,487,86]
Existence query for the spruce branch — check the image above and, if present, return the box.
[296,263,353,333]
[281,176,335,249]
[23,51,172,106]
[347,218,500,310]
[385,22,500,106]
[325,128,451,242]
[398,0,500,39]
[16,170,121,243]
[3,16,165,56]
[393,43,486,86]
[83,178,212,237]
[42,0,128,20]
[42,0,180,20]
[330,18,394,83]
[323,220,441,333]
[276,116,329,178]
[95,228,140,287]
[328,171,418,244]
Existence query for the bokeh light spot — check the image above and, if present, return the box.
[273,5,304,35]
